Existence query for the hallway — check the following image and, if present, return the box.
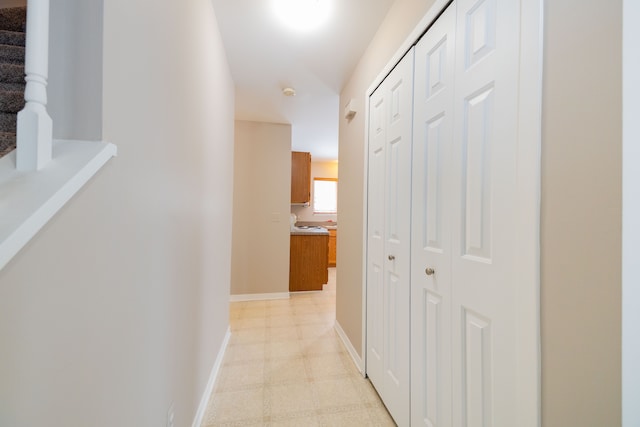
[200,269,395,426]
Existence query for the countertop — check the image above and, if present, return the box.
[290,225,330,236]
[294,221,337,230]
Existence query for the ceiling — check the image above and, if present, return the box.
[212,0,396,161]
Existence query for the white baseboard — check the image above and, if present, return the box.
[192,327,231,427]
[334,320,364,375]
[230,292,290,302]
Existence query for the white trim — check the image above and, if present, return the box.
[515,0,543,425]
[335,320,364,375]
[360,103,369,376]
[623,1,640,425]
[229,292,290,302]
[292,290,323,295]
[0,140,117,271]
[361,68,370,379]
[191,327,231,427]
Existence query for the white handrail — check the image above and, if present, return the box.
[16,0,52,171]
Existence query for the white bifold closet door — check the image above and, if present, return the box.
[410,3,456,426]
[411,0,525,425]
[366,48,415,427]
[450,0,522,424]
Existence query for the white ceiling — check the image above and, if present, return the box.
[212,0,395,161]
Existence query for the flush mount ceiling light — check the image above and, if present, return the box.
[272,0,332,32]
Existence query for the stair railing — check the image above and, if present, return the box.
[16,0,51,171]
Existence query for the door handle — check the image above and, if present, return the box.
[388,255,396,261]
[425,267,435,276]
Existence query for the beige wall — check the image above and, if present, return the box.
[0,0,235,426]
[336,0,436,359]
[291,160,339,222]
[231,121,291,296]
[338,0,623,423]
[541,1,622,425]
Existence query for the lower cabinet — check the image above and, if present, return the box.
[328,229,337,267]
[289,234,329,291]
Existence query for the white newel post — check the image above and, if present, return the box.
[16,0,52,171]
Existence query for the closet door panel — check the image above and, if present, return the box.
[381,50,413,427]
[451,0,521,425]
[367,92,387,389]
[366,48,414,427]
[411,4,456,426]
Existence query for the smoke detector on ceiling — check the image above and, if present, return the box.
[282,87,296,97]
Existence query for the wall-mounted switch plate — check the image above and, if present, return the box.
[167,403,175,427]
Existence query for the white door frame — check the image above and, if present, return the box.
[622,1,640,425]
[361,0,543,424]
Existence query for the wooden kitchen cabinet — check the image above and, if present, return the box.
[291,151,311,204]
[289,234,328,291]
[328,229,337,267]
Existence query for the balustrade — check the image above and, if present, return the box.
[16,0,51,171]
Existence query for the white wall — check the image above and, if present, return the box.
[231,120,291,296]
[623,1,640,425]
[49,0,104,140]
[291,160,338,223]
[0,0,235,426]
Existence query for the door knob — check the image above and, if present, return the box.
[425,267,435,276]
[388,255,396,261]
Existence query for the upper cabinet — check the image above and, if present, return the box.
[291,151,311,204]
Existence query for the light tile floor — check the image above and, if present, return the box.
[201,269,396,427]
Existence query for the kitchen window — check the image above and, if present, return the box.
[313,178,337,214]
